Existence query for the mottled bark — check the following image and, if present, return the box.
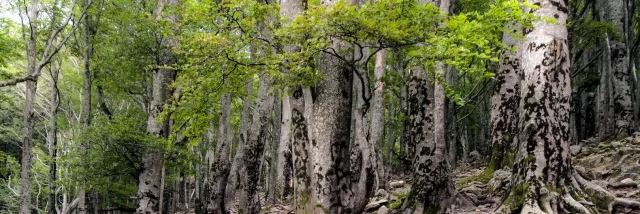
[405,67,454,213]
[225,81,253,208]
[291,87,313,212]
[269,92,283,203]
[205,94,232,214]
[370,49,387,188]
[309,7,354,209]
[271,90,292,202]
[137,1,179,213]
[238,75,274,213]
[403,0,454,212]
[19,1,39,213]
[46,63,59,214]
[599,0,634,136]
[499,0,576,212]
[489,24,522,171]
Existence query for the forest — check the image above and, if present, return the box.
[2,0,640,213]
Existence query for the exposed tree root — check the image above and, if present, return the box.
[495,171,640,214]
[609,182,639,189]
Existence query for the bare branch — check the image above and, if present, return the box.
[0,74,37,87]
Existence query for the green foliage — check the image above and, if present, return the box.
[0,151,20,214]
[569,19,619,50]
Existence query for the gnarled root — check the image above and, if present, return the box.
[573,171,640,213]
[495,170,640,214]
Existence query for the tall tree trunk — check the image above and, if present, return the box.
[268,91,283,202]
[137,1,179,213]
[238,74,275,213]
[349,65,373,213]
[308,1,354,209]
[370,49,387,189]
[79,3,95,211]
[488,23,522,171]
[499,1,580,212]
[291,87,313,212]
[271,89,293,202]
[205,93,232,213]
[404,67,454,213]
[225,81,253,208]
[596,7,616,140]
[445,67,457,168]
[404,0,454,213]
[19,1,39,213]
[600,0,634,136]
[47,63,60,214]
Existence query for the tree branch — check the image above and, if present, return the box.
[0,74,37,87]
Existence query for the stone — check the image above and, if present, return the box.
[621,178,634,184]
[611,140,622,147]
[364,199,388,211]
[377,205,389,214]
[488,169,511,194]
[469,151,481,162]
[389,180,405,188]
[376,189,389,197]
[570,145,582,156]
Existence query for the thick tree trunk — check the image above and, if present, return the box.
[499,1,580,212]
[403,0,454,213]
[205,93,232,213]
[137,1,179,213]
[600,0,634,136]
[225,81,253,208]
[238,74,275,213]
[291,87,313,212]
[370,49,387,189]
[19,1,39,213]
[405,67,454,213]
[309,12,354,211]
[488,24,522,171]
[47,63,60,214]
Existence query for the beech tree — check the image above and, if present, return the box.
[136,0,180,213]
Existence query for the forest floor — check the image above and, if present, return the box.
[255,135,640,213]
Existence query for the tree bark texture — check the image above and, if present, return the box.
[291,86,313,212]
[19,1,39,213]
[47,63,60,214]
[205,93,232,213]
[273,90,293,202]
[600,0,634,136]
[79,4,95,212]
[309,9,354,210]
[225,81,253,208]
[370,49,387,189]
[269,92,283,203]
[500,1,576,212]
[238,74,275,213]
[137,1,179,213]
[404,0,454,213]
[489,24,522,171]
